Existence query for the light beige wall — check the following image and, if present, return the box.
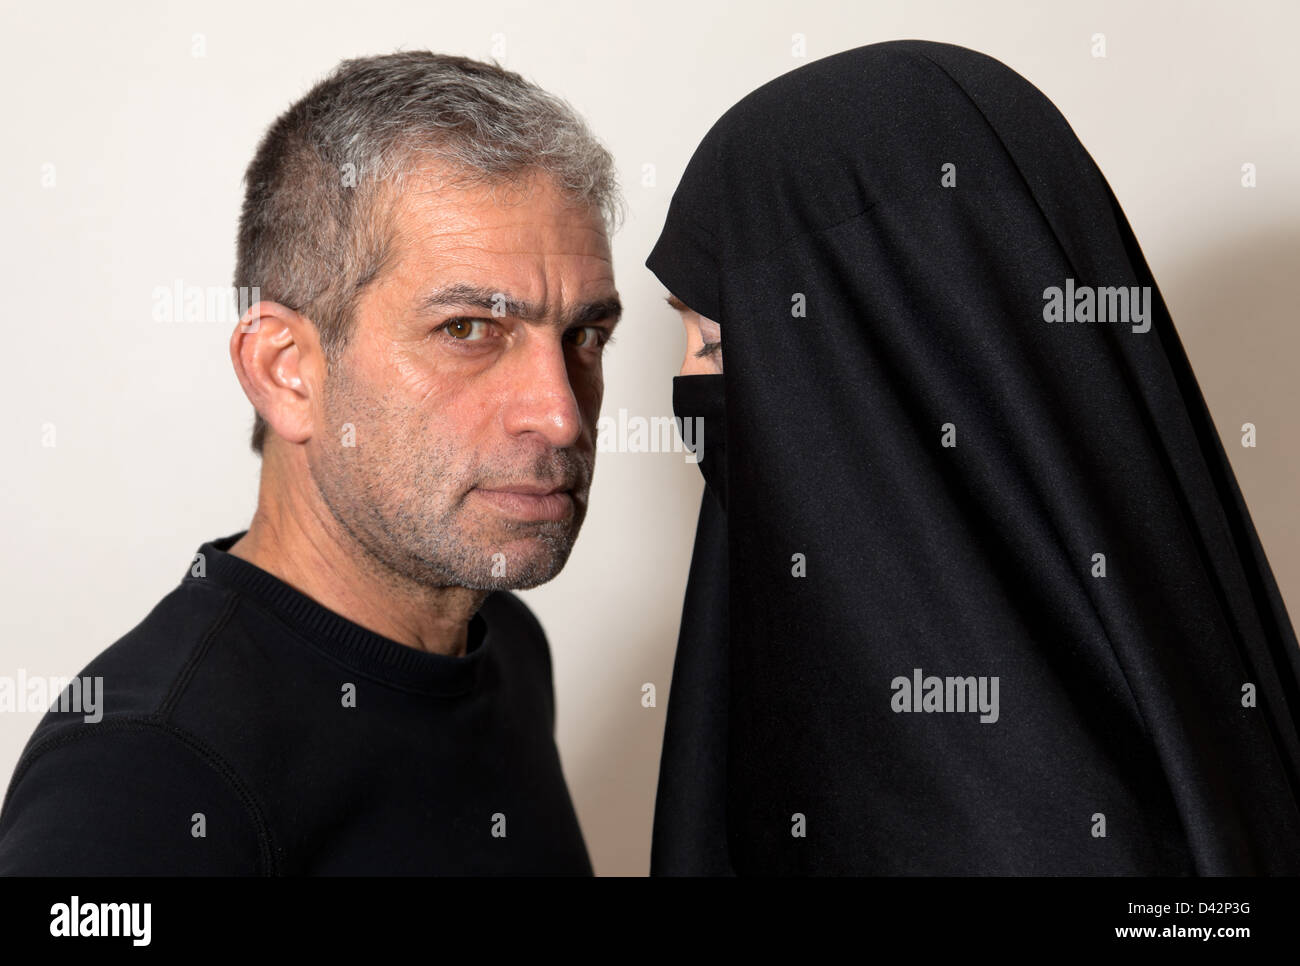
[1,0,1295,875]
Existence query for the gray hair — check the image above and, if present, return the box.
[234,51,623,455]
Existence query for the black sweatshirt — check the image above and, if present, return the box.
[0,532,592,875]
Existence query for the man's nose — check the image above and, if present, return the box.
[500,337,584,448]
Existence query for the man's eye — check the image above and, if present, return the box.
[568,325,610,349]
[440,318,491,341]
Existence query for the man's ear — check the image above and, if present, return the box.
[229,300,322,447]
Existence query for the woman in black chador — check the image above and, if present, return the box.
[649,39,1300,875]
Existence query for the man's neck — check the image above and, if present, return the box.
[228,460,488,659]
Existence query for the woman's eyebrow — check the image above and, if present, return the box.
[665,294,688,312]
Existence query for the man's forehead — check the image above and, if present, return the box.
[377,166,616,323]
[394,164,605,237]
[392,184,610,271]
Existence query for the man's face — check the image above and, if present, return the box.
[309,167,619,591]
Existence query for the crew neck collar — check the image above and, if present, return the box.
[184,531,488,697]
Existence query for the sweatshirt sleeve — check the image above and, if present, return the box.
[0,722,268,875]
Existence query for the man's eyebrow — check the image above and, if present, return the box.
[416,283,622,327]
[665,294,688,312]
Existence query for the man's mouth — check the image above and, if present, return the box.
[472,484,576,521]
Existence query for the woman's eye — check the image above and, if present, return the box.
[441,318,491,342]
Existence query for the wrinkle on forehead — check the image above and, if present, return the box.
[393,163,607,249]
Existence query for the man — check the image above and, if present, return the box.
[0,51,622,874]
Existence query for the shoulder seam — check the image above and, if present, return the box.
[3,714,279,875]
[156,589,241,719]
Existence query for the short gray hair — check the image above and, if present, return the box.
[234,51,622,455]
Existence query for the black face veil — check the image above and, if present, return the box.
[646,40,1300,874]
